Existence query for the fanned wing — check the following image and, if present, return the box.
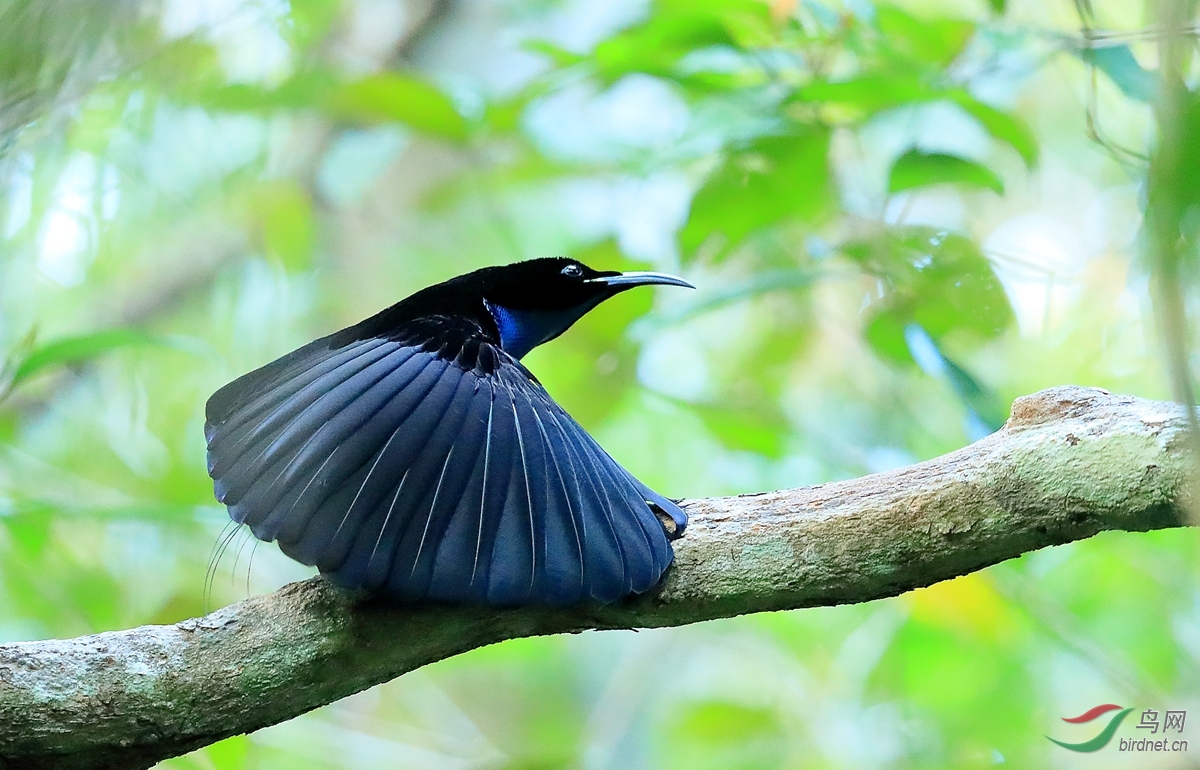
[205,335,685,606]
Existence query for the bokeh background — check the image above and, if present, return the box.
[1,0,1198,767]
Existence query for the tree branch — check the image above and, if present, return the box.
[0,386,1193,769]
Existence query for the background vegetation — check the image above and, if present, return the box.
[0,0,1196,767]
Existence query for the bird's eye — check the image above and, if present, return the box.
[561,264,584,279]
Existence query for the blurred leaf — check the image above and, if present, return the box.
[201,734,251,769]
[903,323,1007,435]
[523,39,587,67]
[203,70,341,113]
[794,73,932,116]
[69,82,134,154]
[10,329,173,387]
[591,0,773,80]
[204,70,468,140]
[949,92,1039,167]
[325,73,468,139]
[691,402,788,457]
[420,147,576,212]
[795,82,1038,168]
[1076,44,1157,103]
[888,149,1004,194]
[247,180,315,270]
[989,0,1007,13]
[864,309,911,362]
[876,619,1033,750]
[680,701,780,741]
[138,36,226,102]
[908,573,1024,641]
[721,3,777,48]
[665,701,785,770]
[939,358,1006,433]
[876,6,974,67]
[287,0,341,48]
[846,226,1014,363]
[4,508,53,557]
[1171,90,1200,209]
[0,325,38,399]
[484,93,534,133]
[66,567,123,630]
[680,127,832,256]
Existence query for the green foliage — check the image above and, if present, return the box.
[845,227,1013,364]
[875,6,975,67]
[1076,44,1157,103]
[888,149,1004,195]
[325,73,469,139]
[202,70,468,139]
[6,329,185,389]
[246,180,317,269]
[0,0,1192,768]
[590,0,775,82]
[680,128,833,256]
[948,92,1039,168]
[666,701,786,770]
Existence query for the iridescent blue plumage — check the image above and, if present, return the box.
[204,257,692,605]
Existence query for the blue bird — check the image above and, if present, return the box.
[204,258,693,606]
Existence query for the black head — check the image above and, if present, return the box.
[465,257,693,359]
[469,257,689,309]
[336,257,694,361]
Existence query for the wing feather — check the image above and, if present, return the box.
[278,362,464,567]
[207,338,394,471]
[390,380,491,598]
[526,399,586,604]
[463,381,518,600]
[228,349,438,530]
[378,370,480,597]
[205,334,684,606]
[215,342,407,506]
[537,397,631,602]
[409,383,493,601]
[483,382,541,605]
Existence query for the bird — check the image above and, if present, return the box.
[204,257,694,606]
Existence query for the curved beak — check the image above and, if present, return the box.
[587,271,695,290]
